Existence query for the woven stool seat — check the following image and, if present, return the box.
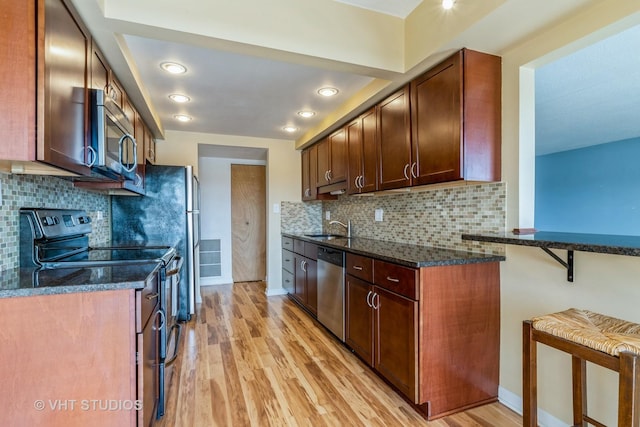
[532,308,640,356]
[524,309,640,426]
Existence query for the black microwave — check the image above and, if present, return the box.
[89,89,138,181]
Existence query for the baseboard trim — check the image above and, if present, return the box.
[200,276,233,286]
[498,386,566,427]
[265,287,288,297]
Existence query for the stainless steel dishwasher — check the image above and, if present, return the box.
[316,246,345,341]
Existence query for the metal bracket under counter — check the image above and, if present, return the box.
[462,231,640,283]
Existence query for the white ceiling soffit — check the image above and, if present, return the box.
[535,24,640,156]
[333,0,423,18]
[123,35,375,140]
[198,144,267,161]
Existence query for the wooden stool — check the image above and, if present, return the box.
[523,308,640,427]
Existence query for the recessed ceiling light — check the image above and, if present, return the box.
[174,114,192,122]
[168,94,191,103]
[317,87,339,97]
[283,126,298,133]
[297,110,316,118]
[160,62,187,74]
[442,0,455,10]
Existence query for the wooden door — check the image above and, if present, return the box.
[346,275,374,366]
[411,51,463,185]
[377,86,412,190]
[374,286,418,402]
[231,164,266,282]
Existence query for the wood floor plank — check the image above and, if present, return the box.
[155,282,521,426]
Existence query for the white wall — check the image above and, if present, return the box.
[198,157,267,286]
[500,3,640,425]
[155,130,300,296]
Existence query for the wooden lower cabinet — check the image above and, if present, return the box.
[293,254,317,316]
[0,274,160,427]
[374,286,418,401]
[345,253,500,420]
[346,275,418,402]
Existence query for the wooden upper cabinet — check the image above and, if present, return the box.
[145,127,156,164]
[347,108,378,194]
[108,76,125,110]
[40,0,92,176]
[411,49,501,185]
[315,138,329,187]
[316,129,347,188]
[377,85,412,190]
[301,147,317,201]
[91,43,109,92]
[328,127,347,183]
[346,118,362,194]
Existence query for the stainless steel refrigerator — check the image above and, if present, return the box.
[111,165,200,321]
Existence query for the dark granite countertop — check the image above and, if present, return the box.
[462,231,640,256]
[0,262,161,299]
[283,233,505,268]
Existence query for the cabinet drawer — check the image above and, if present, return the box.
[282,268,294,294]
[282,249,295,273]
[373,260,418,300]
[346,253,373,282]
[293,238,305,255]
[304,242,318,260]
[136,270,160,332]
[282,236,294,250]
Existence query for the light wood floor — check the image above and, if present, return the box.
[157,282,522,426]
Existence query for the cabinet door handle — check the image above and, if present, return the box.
[411,162,418,179]
[146,292,159,300]
[301,260,307,272]
[354,176,359,189]
[328,170,332,181]
[352,265,363,271]
[366,290,373,307]
[372,293,380,310]
[386,276,400,283]
[403,163,410,180]
[359,175,364,188]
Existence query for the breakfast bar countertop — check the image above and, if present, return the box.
[283,233,505,268]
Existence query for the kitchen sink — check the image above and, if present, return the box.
[304,234,348,240]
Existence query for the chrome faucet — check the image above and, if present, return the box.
[329,219,351,238]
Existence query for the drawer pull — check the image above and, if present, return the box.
[386,276,400,283]
[352,265,363,271]
[146,293,159,300]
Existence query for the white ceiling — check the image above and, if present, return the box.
[124,35,374,140]
[69,0,615,153]
[536,24,640,155]
[333,0,423,18]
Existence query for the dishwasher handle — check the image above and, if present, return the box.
[317,247,344,266]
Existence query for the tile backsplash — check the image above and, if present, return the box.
[283,182,506,254]
[0,173,110,271]
[280,201,323,233]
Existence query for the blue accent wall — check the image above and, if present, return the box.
[535,137,640,235]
